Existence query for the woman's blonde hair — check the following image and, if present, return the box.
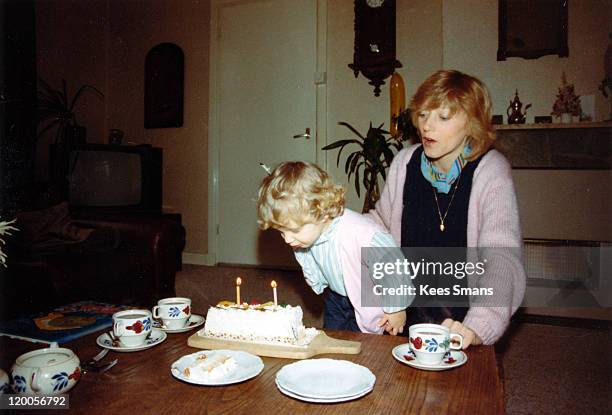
[410,69,495,159]
[257,161,345,230]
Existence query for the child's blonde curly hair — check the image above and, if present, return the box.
[257,161,345,230]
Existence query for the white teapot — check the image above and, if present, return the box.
[11,347,81,395]
[0,368,9,394]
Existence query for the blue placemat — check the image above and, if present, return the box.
[0,301,128,345]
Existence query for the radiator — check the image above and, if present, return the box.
[523,239,605,289]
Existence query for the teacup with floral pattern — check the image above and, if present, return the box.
[113,309,152,347]
[408,323,463,365]
[152,297,191,330]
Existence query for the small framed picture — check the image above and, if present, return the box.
[497,0,568,61]
[145,43,184,129]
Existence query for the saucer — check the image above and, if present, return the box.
[171,349,264,386]
[96,329,167,352]
[275,379,373,403]
[153,314,205,333]
[392,343,467,371]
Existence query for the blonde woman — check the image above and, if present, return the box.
[257,161,409,335]
[367,70,526,348]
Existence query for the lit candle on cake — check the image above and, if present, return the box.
[236,277,242,306]
[271,280,278,307]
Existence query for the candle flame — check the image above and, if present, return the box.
[271,280,277,288]
[236,277,242,285]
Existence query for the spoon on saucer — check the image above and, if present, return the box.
[107,331,121,347]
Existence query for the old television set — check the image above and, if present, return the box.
[61,144,163,213]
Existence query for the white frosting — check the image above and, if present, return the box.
[202,304,317,346]
[183,353,237,381]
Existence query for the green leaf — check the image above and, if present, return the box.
[69,84,104,113]
[322,139,360,150]
[38,78,65,109]
[53,126,63,144]
[338,121,365,140]
[60,79,68,109]
[348,151,360,176]
[382,146,395,166]
[37,119,61,137]
[345,152,358,175]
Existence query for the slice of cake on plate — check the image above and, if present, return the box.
[182,352,237,381]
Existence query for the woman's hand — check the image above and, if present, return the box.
[378,310,406,335]
[441,319,482,349]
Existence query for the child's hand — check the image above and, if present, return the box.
[378,310,406,335]
[441,319,482,349]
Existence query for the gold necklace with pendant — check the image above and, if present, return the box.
[432,173,462,232]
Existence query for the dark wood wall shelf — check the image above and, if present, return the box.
[495,121,612,131]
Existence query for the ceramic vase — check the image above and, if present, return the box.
[560,113,573,123]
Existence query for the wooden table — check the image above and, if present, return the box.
[0,330,503,414]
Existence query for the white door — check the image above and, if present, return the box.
[214,0,318,266]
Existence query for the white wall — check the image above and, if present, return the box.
[107,0,210,255]
[442,0,610,122]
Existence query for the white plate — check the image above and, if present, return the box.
[276,358,375,399]
[392,343,467,371]
[275,379,373,403]
[171,349,264,386]
[96,329,167,352]
[153,314,205,333]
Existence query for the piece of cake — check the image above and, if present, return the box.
[201,303,318,346]
[182,352,237,381]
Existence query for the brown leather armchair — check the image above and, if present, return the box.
[2,206,185,319]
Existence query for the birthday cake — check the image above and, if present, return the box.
[201,302,318,346]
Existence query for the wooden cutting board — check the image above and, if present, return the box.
[187,330,361,359]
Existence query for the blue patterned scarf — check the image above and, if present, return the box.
[420,144,471,194]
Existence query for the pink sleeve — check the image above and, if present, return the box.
[364,145,417,244]
[463,154,526,345]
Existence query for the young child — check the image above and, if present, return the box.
[257,161,409,335]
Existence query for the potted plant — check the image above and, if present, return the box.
[37,79,104,196]
[323,122,408,213]
[37,78,104,144]
[551,72,581,123]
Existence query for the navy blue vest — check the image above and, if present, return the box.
[401,146,483,326]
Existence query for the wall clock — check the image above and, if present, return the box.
[348,0,401,96]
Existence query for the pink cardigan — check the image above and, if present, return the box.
[366,144,526,344]
[335,209,386,334]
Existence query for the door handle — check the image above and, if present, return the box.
[292,128,311,139]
